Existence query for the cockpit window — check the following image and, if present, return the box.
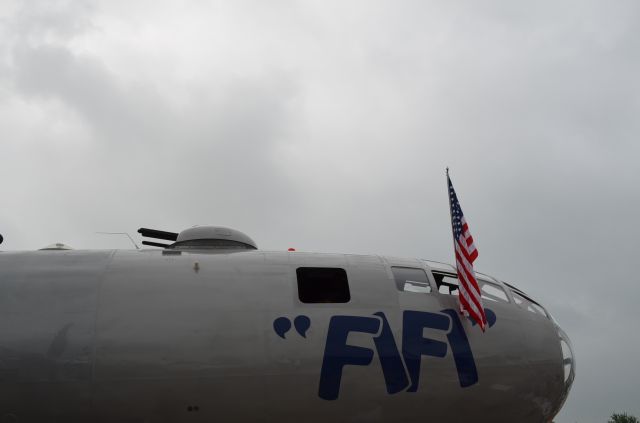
[560,339,574,383]
[432,272,459,295]
[511,290,549,317]
[391,267,432,293]
[478,280,509,303]
[433,273,510,303]
[297,267,350,303]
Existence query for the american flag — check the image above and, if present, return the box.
[448,172,487,331]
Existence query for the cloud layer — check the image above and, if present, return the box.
[2,1,640,421]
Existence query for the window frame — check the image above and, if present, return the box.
[431,271,512,305]
[431,271,460,296]
[510,289,549,318]
[477,279,510,304]
[391,266,433,294]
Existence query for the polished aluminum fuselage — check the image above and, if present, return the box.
[0,249,571,422]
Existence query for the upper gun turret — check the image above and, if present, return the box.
[138,226,257,250]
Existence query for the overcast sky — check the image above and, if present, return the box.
[1,1,639,421]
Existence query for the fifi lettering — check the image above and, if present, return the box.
[274,308,497,400]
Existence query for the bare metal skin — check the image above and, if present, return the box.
[0,247,574,422]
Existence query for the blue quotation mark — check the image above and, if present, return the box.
[274,315,311,339]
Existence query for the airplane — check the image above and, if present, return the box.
[0,225,575,422]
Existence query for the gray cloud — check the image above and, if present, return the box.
[1,1,639,421]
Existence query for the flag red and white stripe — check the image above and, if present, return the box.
[447,171,487,331]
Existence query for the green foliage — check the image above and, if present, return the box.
[609,412,640,423]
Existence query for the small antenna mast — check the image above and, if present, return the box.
[96,232,140,249]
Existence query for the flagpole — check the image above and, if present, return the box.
[446,167,452,227]
[446,168,457,266]
[445,168,459,304]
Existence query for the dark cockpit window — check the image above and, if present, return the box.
[433,272,460,295]
[391,267,432,293]
[297,267,350,303]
